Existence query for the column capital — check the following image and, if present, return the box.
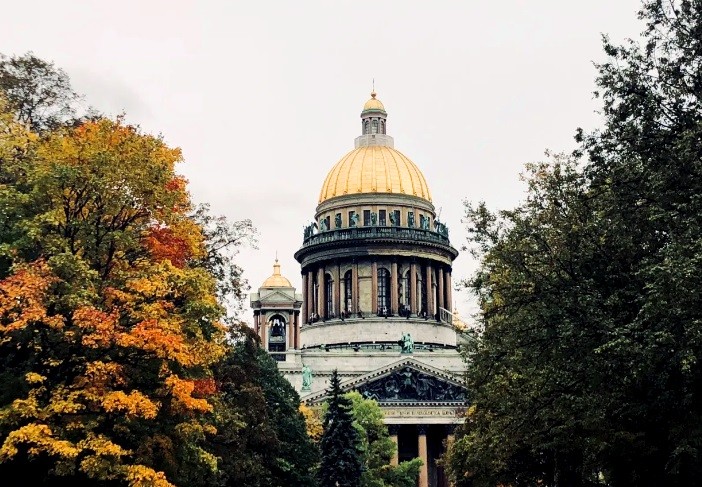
[387,424,400,435]
[417,424,428,435]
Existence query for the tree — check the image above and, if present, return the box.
[209,326,318,487]
[0,107,228,486]
[346,391,421,487]
[446,1,702,485]
[0,52,86,131]
[318,370,362,487]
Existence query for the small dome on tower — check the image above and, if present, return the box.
[261,259,292,288]
[362,91,386,112]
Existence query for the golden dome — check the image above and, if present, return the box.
[319,145,432,203]
[362,91,385,112]
[261,259,292,288]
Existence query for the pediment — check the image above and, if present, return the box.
[304,358,468,406]
[259,289,295,303]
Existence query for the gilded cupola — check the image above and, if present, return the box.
[318,91,432,204]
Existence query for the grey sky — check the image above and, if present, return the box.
[2,0,644,325]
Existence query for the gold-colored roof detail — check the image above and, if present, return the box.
[362,91,385,112]
[261,259,293,288]
[319,145,432,203]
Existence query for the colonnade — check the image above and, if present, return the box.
[301,259,453,324]
[388,424,456,487]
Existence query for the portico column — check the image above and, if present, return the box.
[425,264,434,318]
[438,265,445,313]
[390,261,399,315]
[418,425,429,487]
[301,274,308,324]
[254,311,259,336]
[317,267,324,318]
[261,314,267,349]
[410,261,417,315]
[388,425,399,466]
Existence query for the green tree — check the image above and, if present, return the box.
[346,391,421,487]
[210,327,318,487]
[319,370,362,487]
[446,1,702,486]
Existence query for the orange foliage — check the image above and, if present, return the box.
[73,307,120,348]
[143,226,192,268]
[192,378,217,397]
[0,261,64,333]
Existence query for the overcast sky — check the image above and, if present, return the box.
[2,0,645,325]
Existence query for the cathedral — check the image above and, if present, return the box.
[250,91,467,487]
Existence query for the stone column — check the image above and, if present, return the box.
[295,311,301,348]
[301,273,308,324]
[390,261,399,315]
[418,425,429,487]
[288,311,294,349]
[334,263,341,318]
[410,261,417,315]
[353,260,359,314]
[445,269,452,314]
[307,270,314,322]
[388,425,399,466]
[438,265,445,313]
[371,261,378,314]
[317,267,325,318]
[260,314,267,348]
[254,311,259,336]
[425,264,434,318]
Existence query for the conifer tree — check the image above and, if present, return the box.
[318,370,362,487]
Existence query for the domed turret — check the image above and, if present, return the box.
[261,259,292,288]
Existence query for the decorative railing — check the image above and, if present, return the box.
[301,226,451,247]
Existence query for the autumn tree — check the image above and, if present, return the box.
[0,101,230,485]
[446,1,702,486]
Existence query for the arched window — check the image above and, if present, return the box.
[377,267,390,315]
[325,274,334,318]
[380,120,386,134]
[400,269,411,315]
[372,119,379,134]
[344,270,353,314]
[364,120,370,134]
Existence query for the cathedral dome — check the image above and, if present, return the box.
[362,91,386,112]
[318,145,432,204]
[261,259,292,288]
